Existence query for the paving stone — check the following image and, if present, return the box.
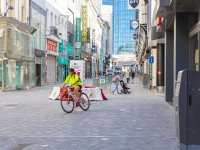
[0,78,177,150]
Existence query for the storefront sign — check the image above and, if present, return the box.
[130,20,139,30]
[82,6,88,43]
[128,0,139,9]
[47,39,57,52]
[47,50,59,56]
[92,29,96,53]
[76,18,81,42]
[68,43,73,56]
[35,49,45,57]
[59,53,68,58]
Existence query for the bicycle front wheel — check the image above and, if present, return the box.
[60,94,74,113]
[79,93,90,111]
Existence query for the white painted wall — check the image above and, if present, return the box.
[152,48,157,87]
[46,0,68,41]
[101,5,112,55]
[32,0,46,9]
[0,0,29,23]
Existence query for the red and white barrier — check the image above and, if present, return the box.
[48,87,60,100]
[83,86,108,101]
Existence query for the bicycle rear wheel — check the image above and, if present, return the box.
[79,93,90,111]
[60,94,74,113]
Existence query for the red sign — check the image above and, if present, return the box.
[47,39,57,52]
[157,17,163,26]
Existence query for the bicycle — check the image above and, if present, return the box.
[60,86,90,113]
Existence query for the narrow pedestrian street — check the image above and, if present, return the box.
[0,79,177,150]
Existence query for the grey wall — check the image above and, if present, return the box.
[174,13,190,84]
[165,30,174,102]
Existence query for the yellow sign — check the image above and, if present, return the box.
[82,6,88,43]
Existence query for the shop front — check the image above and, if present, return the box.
[35,49,46,86]
[58,40,68,83]
[0,17,36,91]
[46,38,60,84]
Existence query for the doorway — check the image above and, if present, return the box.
[36,64,41,86]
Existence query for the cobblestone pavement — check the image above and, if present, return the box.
[0,79,177,150]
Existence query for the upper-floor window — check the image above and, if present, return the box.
[51,12,53,26]
[68,9,74,24]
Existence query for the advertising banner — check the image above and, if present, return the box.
[75,18,81,59]
[76,18,81,42]
[68,43,73,56]
[81,6,88,43]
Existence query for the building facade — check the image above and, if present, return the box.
[138,0,200,103]
[0,0,36,91]
[102,0,137,66]
[46,0,68,84]
[158,0,200,102]
[30,0,46,87]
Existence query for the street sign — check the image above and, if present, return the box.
[128,0,139,9]
[149,56,154,64]
[100,79,106,84]
[130,20,139,30]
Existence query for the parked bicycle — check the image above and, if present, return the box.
[60,86,90,113]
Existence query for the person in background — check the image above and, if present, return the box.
[131,70,135,84]
[125,70,131,84]
[111,72,121,95]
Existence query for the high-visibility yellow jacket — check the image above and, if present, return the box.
[64,73,82,88]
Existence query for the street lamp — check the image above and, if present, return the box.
[4,5,14,16]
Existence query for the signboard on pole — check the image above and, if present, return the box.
[68,43,73,56]
[76,18,81,42]
[100,79,106,84]
[149,56,154,64]
[130,20,139,30]
[128,0,139,9]
[75,18,81,59]
[81,6,88,43]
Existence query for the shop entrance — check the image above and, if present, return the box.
[36,64,41,86]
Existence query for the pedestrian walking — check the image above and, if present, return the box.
[131,70,135,84]
[125,70,131,84]
[111,73,121,94]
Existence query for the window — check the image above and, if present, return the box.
[51,12,53,26]
[55,16,57,26]
[68,9,74,24]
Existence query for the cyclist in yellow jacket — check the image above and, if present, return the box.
[62,68,82,103]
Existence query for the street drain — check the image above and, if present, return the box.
[11,144,31,150]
